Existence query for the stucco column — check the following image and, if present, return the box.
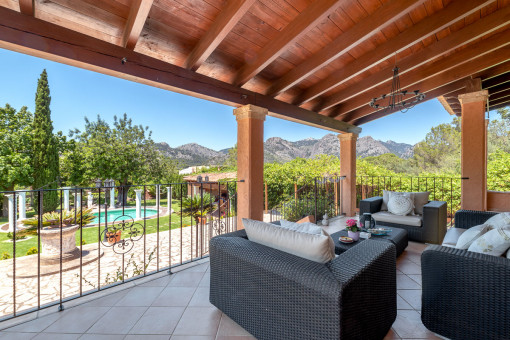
[338,133,358,217]
[459,90,489,211]
[62,187,71,211]
[234,104,267,228]
[155,184,160,210]
[6,194,16,232]
[134,189,142,219]
[166,187,172,213]
[110,187,115,209]
[87,191,93,208]
[18,191,26,220]
[73,192,81,210]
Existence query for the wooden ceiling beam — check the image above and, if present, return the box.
[489,83,510,95]
[329,29,510,118]
[122,0,154,49]
[350,80,468,125]
[233,0,343,87]
[18,0,34,16]
[0,7,360,134]
[296,0,495,106]
[483,72,510,89]
[438,96,457,116]
[473,60,510,80]
[488,88,510,101]
[490,97,510,106]
[266,0,426,98]
[184,0,255,71]
[489,102,510,111]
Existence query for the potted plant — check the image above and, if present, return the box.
[106,229,122,244]
[345,219,361,241]
[178,192,215,225]
[23,208,94,258]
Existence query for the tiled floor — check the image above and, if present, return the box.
[0,218,445,340]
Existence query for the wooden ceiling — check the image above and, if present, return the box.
[0,0,509,133]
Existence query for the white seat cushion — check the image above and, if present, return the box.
[372,211,422,227]
[455,224,491,249]
[442,228,467,248]
[468,228,510,256]
[242,218,335,264]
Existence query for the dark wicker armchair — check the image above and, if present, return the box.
[359,196,447,244]
[209,229,397,340]
[421,210,510,340]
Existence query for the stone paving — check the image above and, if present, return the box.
[0,217,237,319]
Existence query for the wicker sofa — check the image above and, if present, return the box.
[421,210,510,340]
[209,229,397,340]
[359,196,447,244]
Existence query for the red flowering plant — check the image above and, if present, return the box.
[345,219,361,232]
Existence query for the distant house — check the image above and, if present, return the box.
[178,166,209,175]
[183,172,237,199]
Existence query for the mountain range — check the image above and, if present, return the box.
[155,134,414,168]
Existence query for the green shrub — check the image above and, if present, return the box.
[1,252,11,260]
[81,240,86,245]
[26,247,38,255]
[7,231,28,240]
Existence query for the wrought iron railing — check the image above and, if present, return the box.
[356,175,461,226]
[0,180,238,321]
[268,176,345,223]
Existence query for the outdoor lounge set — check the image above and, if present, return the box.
[209,206,510,340]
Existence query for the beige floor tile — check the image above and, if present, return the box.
[170,336,214,340]
[172,307,221,336]
[82,289,129,307]
[384,328,401,339]
[217,315,252,337]
[397,295,413,310]
[139,275,174,287]
[32,333,80,340]
[86,306,147,334]
[397,260,421,275]
[0,332,36,339]
[398,290,422,310]
[182,264,208,273]
[168,272,206,287]
[4,313,62,333]
[151,286,196,307]
[397,274,421,290]
[129,307,184,335]
[407,274,422,286]
[392,310,437,339]
[115,287,164,307]
[215,337,257,340]
[45,306,109,333]
[125,335,171,340]
[79,334,125,340]
[188,288,213,308]
[198,272,210,287]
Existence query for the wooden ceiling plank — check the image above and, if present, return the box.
[489,88,510,101]
[302,0,498,107]
[342,46,510,123]
[315,3,510,111]
[489,82,510,95]
[0,6,360,134]
[490,96,510,106]
[233,0,343,87]
[184,0,256,71]
[350,79,469,125]
[266,0,426,97]
[18,0,33,15]
[122,0,154,49]
[483,72,510,88]
[489,102,510,111]
[330,29,510,118]
[438,95,457,115]
[473,59,510,80]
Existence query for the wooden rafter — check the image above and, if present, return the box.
[490,97,510,106]
[340,45,510,123]
[350,80,468,125]
[489,88,510,101]
[473,60,510,80]
[489,102,510,111]
[0,7,360,134]
[233,0,342,87]
[489,83,510,95]
[438,96,457,115]
[122,0,154,49]
[184,0,256,71]
[312,3,510,111]
[266,0,426,98]
[329,29,510,119]
[483,72,510,89]
[18,0,34,16]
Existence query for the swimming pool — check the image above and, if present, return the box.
[92,208,159,224]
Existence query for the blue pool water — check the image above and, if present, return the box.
[92,208,158,224]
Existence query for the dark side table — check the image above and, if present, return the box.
[330,227,408,257]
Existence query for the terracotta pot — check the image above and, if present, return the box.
[106,230,122,244]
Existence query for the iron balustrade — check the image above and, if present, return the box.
[0,180,239,321]
[356,175,461,226]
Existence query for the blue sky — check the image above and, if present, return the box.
[1,48,463,150]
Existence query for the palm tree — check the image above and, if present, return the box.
[178,192,215,224]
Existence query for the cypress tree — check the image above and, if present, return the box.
[32,69,60,212]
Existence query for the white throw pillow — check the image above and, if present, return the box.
[455,224,490,249]
[279,219,322,234]
[243,218,335,264]
[442,228,467,248]
[412,191,431,215]
[381,190,394,211]
[483,213,510,229]
[468,228,510,256]
[387,192,414,216]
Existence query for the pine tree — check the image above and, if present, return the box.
[32,69,60,212]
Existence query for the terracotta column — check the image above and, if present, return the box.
[338,133,358,217]
[459,89,489,211]
[234,104,267,228]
